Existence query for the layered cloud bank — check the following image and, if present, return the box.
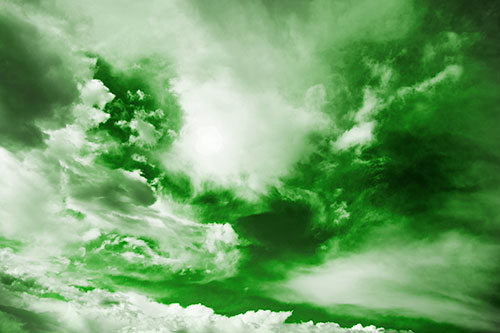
[1,0,499,332]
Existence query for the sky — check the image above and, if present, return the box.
[0,0,499,332]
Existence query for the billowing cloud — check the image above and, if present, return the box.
[28,0,418,194]
[0,267,398,333]
[0,79,242,282]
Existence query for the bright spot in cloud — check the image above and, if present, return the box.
[195,125,224,156]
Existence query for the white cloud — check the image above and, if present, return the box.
[130,119,160,147]
[2,0,421,196]
[397,64,463,96]
[333,62,464,152]
[80,79,115,110]
[0,148,76,242]
[1,0,421,195]
[3,285,398,333]
[32,0,335,195]
[334,121,376,151]
[333,89,379,151]
[273,232,500,332]
[0,236,402,333]
[0,97,243,282]
[166,74,328,195]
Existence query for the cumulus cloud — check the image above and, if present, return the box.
[36,293,391,333]
[1,246,393,333]
[0,74,243,283]
[0,271,397,333]
[80,79,115,110]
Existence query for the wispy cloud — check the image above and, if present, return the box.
[274,231,500,331]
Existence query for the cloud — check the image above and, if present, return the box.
[308,0,417,44]
[0,304,61,333]
[166,76,328,194]
[80,79,115,110]
[274,232,500,332]
[334,121,375,151]
[0,245,394,333]
[160,0,416,193]
[30,0,418,195]
[332,61,464,152]
[0,147,74,241]
[0,311,25,333]
[0,10,78,149]
[1,1,499,332]
[0,279,399,333]
[397,64,463,96]
[0,77,243,281]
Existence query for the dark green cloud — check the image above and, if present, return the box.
[0,305,59,333]
[0,14,77,149]
[69,169,156,212]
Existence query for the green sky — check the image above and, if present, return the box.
[1,0,499,332]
